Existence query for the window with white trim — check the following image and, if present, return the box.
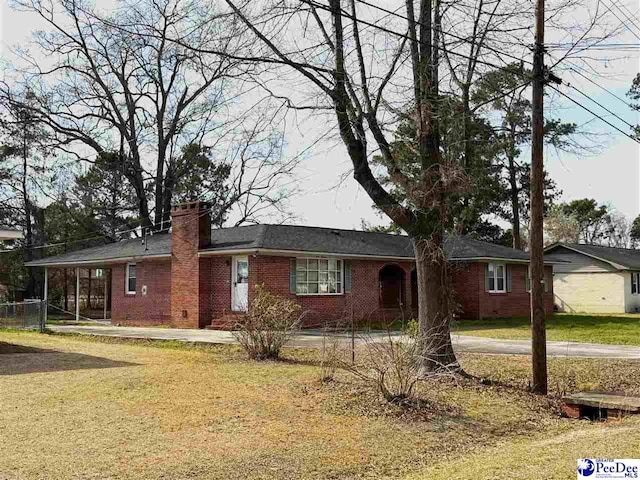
[488,262,506,293]
[126,263,136,294]
[632,272,640,295]
[296,258,343,295]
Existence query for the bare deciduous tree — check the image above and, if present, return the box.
[3,0,297,229]
[202,0,464,371]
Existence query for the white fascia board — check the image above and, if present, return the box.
[198,249,540,264]
[198,248,414,261]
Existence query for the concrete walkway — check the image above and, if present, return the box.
[47,324,640,359]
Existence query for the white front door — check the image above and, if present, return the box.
[232,256,249,312]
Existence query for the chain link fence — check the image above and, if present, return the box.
[0,300,46,332]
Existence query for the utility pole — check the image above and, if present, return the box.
[530,0,548,394]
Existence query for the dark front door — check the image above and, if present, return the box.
[379,265,405,308]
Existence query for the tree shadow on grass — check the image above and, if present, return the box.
[0,342,138,376]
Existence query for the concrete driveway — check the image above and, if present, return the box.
[47,324,640,359]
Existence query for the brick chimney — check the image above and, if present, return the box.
[170,201,211,328]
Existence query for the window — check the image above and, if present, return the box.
[632,272,640,295]
[487,262,506,293]
[296,258,343,295]
[126,263,136,294]
[525,269,531,292]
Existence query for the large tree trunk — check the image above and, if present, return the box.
[413,237,457,372]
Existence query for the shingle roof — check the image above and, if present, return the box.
[26,224,533,267]
[545,242,640,270]
[25,234,171,267]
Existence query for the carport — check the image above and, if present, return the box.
[41,265,112,323]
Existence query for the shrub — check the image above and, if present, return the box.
[406,319,419,339]
[233,284,302,360]
[327,318,458,404]
[346,330,423,403]
[318,317,350,382]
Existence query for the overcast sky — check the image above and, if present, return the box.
[1,0,639,231]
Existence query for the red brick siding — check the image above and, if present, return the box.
[170,202,211,328]
[237,257,552,325]
[451,263,480,318]
[210,255,416,327]
[111,252,555,327]
[207,256,233,322]
[457,263,554,319]
[111,260,171,325]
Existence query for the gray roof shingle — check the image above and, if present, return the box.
[545,242,640,270]
[25,234,171,267]
[26,224,533,266]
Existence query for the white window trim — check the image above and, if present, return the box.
[632,272,640,295]
[488,262,506,293]
[295,257,344,296]
[125,263,136,295]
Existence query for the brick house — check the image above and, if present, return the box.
[27,201,554,327]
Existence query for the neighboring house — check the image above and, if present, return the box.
[26,201,554,327]
[0,228,22,241]
[545,243,640,313]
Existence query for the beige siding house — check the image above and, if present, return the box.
[545,243,640,314]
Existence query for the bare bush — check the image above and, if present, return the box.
[327,321,459,404]
[318,317,351,383]
[233,284,302,360]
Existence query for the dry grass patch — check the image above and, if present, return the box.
[1,331,640,479]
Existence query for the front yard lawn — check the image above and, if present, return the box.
[454,313,640,345]
[2,330,640,479]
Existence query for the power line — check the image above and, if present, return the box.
[565,82,638,130]
[0,222,164,254]
[547,42,640,48]
[299,0,525,73]
[548,84,640,144]
[607,0,640,37]
[565,63,637,112]
[601,0,640,42]
[352,0,534,66]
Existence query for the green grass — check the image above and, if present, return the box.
[454,313,640,345]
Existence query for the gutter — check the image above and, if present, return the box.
[197,248,415,262]
[198,248,553,264]
[25,249,561,268]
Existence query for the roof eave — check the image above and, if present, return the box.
[198,248,537,263]
[25,253,171,268]
[544,243,627,270]
[198,247,415,261]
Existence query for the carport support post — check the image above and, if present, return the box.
[103,270,108,320]
[43,267,48,329]
[75,267,80,322]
